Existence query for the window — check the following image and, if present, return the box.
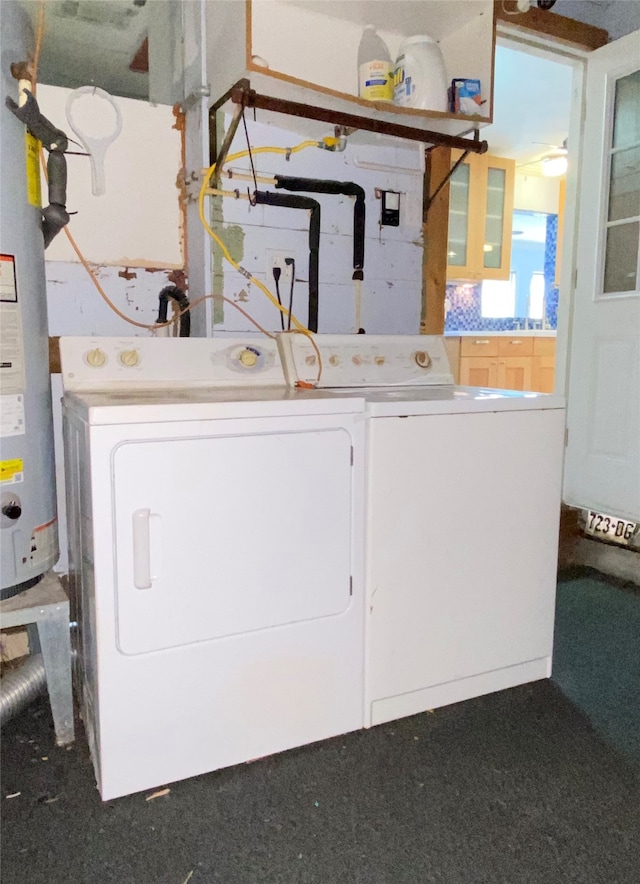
[528,272,545,319]
[481,273,516,318]
[602,69,640,295]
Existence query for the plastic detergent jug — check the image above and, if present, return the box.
[358,25,393,102]
[393,35,448,112]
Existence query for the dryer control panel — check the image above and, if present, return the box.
[277,334,454,388]
[60,336,284,391]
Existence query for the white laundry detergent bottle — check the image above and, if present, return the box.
[393,35,448,112]
[358,25,393,102]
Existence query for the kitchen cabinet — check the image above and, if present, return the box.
[531,336,557,393]
[447,152,516,281]
[206,1,495,141]
[456,335,555,391]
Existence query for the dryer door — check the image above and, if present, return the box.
[111,423,354,655]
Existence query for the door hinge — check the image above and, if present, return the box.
[350,446,354,466]
[350,576,353,596]
[565,426,569,447]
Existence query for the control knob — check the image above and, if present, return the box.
[119,349,140,367]
[414,350,431,369]
[85,348,107,368]
[238,348,258,368]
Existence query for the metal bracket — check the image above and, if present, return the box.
[212,79,489,156]
[211,102,244,187]
[424,149,470,214]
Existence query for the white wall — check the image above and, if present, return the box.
[514,173,561,214]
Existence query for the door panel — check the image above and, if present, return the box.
[459,356,496,386]
[113,428,353,654]
[564,30,640,521]
[502,357,532,391]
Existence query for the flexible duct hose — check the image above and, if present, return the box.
[0,653,46,726]
[156,285,191,337]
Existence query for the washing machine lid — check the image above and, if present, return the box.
[355,385,566,416]
[290,384,565,416]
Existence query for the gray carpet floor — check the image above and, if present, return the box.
[1,570,639,884]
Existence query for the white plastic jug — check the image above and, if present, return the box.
[393,35,448,112]
[358,25,393,102]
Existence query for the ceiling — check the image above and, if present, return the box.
[17,2,575,174]
[18,0,150,100]
[485,45,574,174]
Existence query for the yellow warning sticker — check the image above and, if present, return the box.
[0,458,24,484]
[25,132,42,208]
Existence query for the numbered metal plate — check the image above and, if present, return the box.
[582,510,639,548]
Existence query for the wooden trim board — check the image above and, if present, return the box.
[495,1,608,50]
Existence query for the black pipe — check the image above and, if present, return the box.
[274,176,365,281]
[253,191,321,333]
[6,90,71,247]
[156,285,191,337]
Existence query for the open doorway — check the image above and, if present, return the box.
[444,41,575,392]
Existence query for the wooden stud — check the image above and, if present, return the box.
[49,336,61,374]
[422,147,452,335]
[495,1,608,50]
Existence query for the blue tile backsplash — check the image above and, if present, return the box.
[445,212,559,333]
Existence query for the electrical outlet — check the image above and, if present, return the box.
[267,250,295,285]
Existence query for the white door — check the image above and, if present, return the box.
[564,30,640,522]
[112,426,354,654]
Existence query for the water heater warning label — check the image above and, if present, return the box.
[0,394,25,437]
[25,133,42,209]
[0,254,18,302]
[0,458,24,485]
[0,256,26,395]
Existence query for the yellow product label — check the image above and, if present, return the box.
[25,132,42,208]
[0,458,24,483]
[359,61,393,102]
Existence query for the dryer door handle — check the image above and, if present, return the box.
[132,508,152,589]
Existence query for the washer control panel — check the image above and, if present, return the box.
[61,337,284,391]
[277,334,454,387]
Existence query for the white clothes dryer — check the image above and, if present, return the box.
[60,336,366,800]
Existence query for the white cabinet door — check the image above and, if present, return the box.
[564,30,640,522]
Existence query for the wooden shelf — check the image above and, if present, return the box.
[218,80,489,150]
[207,1,496,144]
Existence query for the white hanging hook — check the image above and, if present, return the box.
[65,86,123,196]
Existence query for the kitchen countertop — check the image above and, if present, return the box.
[445,330,557,337]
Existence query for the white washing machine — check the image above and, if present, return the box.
[277,335,567,727]
[60,336,366,800]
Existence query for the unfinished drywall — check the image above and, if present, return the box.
[206,115,425,336]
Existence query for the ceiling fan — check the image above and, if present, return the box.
[518,140,568,177]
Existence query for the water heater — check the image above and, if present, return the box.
[1,2,59,598]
